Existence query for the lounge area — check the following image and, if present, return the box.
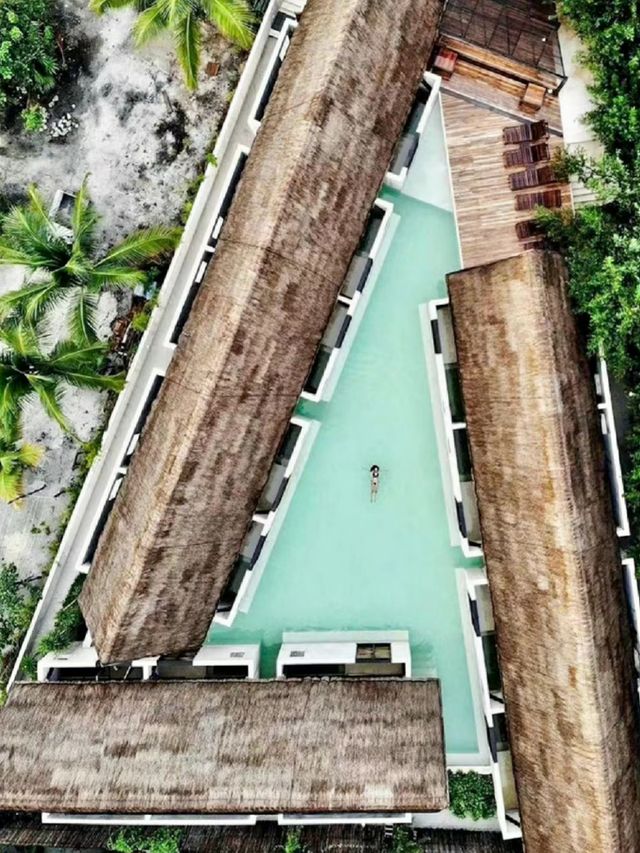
[302,199,393,401]
[428,298,482,555]
[386,73,441,188]
[463,570,520,839]
[214,417,312,624]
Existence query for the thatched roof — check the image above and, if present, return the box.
[0,679,446,814]
[0,821,522,853]
[447,250,640,853]
[79,0,444,663]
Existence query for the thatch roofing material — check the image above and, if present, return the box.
[0,679,446,814]
[0,821,522,853]
[448,250,640,853]
[80,0,443,663]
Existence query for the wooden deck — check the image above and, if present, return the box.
[442,90,571,268]
[440,52,563,129]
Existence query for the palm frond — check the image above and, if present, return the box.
[0,436,43,503]
[49,338,108,368]
[90,0,137,12]
[61,247,94,285]
[203,0,255,49]
[1,206,68,271]
[59,368,125,393]
[26,184,52,226]
[174,11,202,90]
[0,242,49,269]
[68,291,99,343]
[32,381,71,435]
[0,321,40,359]
[71,178,99,255]
[47,339,125,391]
[0,467,24,505]
[0,374,24,439]
[158,0,194,24]
[0,279,65,326]
[87,267,148,291]
[133,2,170,44]
[15,442,43,468]
[96,226,180,268]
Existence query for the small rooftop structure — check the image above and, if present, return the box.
[438,0,565,85]
[0,679,446,815]
[80,0,444,663]
[447,250,640,853]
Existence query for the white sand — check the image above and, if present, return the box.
[0,0,243,576]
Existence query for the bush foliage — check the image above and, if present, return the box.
[538,0,640,544]
[34,573,86,660]
[390,827,422,853]
[0,562,40,701]
[448,770,496,820]
[0,562,39,657]
[107,827,183,853]
[0,0,58,117]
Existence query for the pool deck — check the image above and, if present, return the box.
[441,73,571,268]
[210,104,486,760]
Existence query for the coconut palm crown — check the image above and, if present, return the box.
[0,182,180,342]
[90,0,255,89]
[0,321,125,438]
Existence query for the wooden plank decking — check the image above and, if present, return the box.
[441,57,563,130]
[442,91,571,268]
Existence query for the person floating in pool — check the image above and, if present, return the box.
[370,464,380,502]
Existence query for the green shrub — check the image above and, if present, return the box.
[282,828,304,853]
[20,653,37,681]
[391,827,422,853]
[35,574,86,658]
[131,294,159,334]
[107,827,183,853]
[0,562,40,694]
[21,102,46,132]
[0,0,59,117]
[448,770,496,820]
[0,562,40,654]
[131,309,151,333]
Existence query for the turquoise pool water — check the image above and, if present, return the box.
[210,124,480,755]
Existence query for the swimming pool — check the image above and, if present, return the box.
[209,104,482,757]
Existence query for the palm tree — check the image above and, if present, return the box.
[0,182,180,342]
[0,321,125,438]
[0,427,43,506]
[90,0,255,89]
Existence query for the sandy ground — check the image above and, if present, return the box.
[0,0,244,576]
[0,265,119,578]
[0,0,243,241]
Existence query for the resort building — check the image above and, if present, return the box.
[0,680,447,818]
[447,251,640,852]
[78,0,443,664]
[2,0,640,850]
